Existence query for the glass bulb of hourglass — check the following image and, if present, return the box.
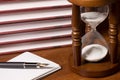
[80,5,109,62]
[81,12,107,29]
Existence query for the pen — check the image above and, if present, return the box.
[0,62,49,69]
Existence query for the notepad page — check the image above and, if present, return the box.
[0,52,61,80]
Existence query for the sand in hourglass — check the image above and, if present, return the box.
[82,44,108,62]
[81,12,107,28]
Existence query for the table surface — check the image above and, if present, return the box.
[0,46,120,80]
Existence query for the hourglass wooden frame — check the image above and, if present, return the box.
[68,0,120,78]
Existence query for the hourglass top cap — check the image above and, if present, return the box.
[68,0,114,7]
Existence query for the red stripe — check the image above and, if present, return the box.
[0,15,71,25]
[0,35,71,45]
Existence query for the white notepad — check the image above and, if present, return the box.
[0,52,61,80]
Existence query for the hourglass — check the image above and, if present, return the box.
[81,6,109,62]
[68,0,120,78]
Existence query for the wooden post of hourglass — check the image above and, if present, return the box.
[108,2,119,63]
[68,0,120,78]
[71,4,84,66]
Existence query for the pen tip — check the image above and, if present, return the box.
[38,63,49,67]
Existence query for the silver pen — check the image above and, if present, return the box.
[0,62,49,69]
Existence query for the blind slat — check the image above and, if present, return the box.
[0,28,71,45]
[0,37,72,55]
[0,0,71,12]
[0,18,71,34]
[0,7,71,24]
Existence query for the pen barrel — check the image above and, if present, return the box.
[25,63,38,68]
[0,62,38,69]
[0,62,24,68]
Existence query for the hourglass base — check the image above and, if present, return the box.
[69,55,120,78]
